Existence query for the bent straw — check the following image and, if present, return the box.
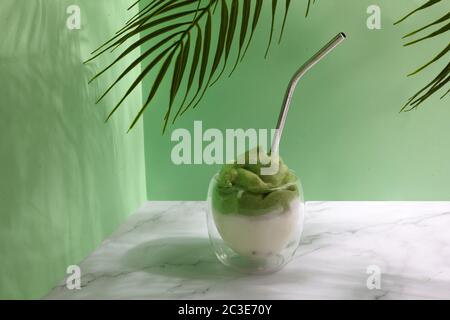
[271,32,347,156]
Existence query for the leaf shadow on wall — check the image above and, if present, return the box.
[0,0,114,297]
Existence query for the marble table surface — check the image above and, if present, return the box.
[46,201,450,300]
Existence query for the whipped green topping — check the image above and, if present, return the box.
[212,148,299,216]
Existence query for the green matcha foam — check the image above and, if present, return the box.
[212,147,299,216]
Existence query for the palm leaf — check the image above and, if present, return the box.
[229,0,251,76]
[208,0,230,86]
[87,0,315,133]
[279,0,292,43]
[181,9,213,116]
[128,49,177,131]
[396,0,449,111]
[305,0,315,18]
[394,0,442,25]
[172,25,202,124]
[240,0,264,62]
[265,0,278,58]
[210,0,239,86]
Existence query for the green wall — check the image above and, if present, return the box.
[144,0,450,201]
[0,0,146,299]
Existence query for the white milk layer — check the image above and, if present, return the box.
[213,200,302,257]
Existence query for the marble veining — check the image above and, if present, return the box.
[45,202,450,300]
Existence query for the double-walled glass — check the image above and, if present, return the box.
[206,171,305,274]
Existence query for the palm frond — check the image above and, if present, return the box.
[88,0,314,133]
[395,0,449,111]
[305,0,315,18]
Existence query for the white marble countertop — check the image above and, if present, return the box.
[46,202,450,300]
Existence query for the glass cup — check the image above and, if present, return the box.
[206,170,305,274]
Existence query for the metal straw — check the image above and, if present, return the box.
[271,32,347,156]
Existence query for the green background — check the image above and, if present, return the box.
[0,0,146,299]
[144,0,450,201]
